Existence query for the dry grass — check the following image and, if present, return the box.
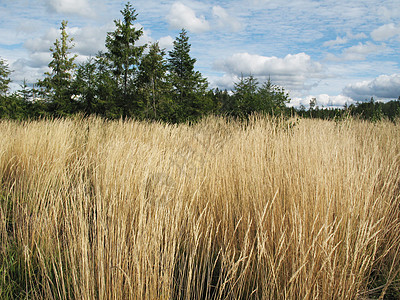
[0,115,399,299]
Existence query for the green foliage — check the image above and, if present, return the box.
[1,5,295,123]
[0,191,31,299]
[37,20,77,116]
[294,96,400,122]
[72,56,119,117]
[105,2,146,116]
[4,4,400,124]
[167,29,210,122]
[136,42,170,120]
[0,240,31,299]
[224,75,291,118]
[257,78,289,115]
[0,3,303,123]
[17,79,32,102]
[73,58,97,115]
[92,52,121,118]
[0,94,27,119]
[0,57,11,96]
[231,75,258,116]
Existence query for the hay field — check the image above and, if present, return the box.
[1,116,399,299]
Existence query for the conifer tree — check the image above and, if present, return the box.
[257,78,290,115]
[74,58,97,115]
[73,53,119,118]
[105,2,146,115]
[232,75,258,116]
[137,42,168,119]
[167,29,209,122]
[38,20,77,116]
[18,79,32,102]
[0,57,11,96]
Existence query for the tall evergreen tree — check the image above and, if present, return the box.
[227,75,290,117]
[136,42,169,119]
[18,79,32,102]
[94,52,120,118]
[105,2,146,116]
[167,29,209,122]
[38,20,77,116]
[73,58,97,115]
[0,57,11,96]
[257,78,290,115]
[73,53,120,118]
[230,75,258,117]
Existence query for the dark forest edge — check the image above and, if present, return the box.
[1,2,400,123]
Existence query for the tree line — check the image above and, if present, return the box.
[1,2,399,122]
[0,3,290,123]
[293,96,400,122]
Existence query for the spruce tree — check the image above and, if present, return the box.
[232,75,258,117]
[0,57,11,96]
[167,29,209,122]
[257,78,290,115]
[73,58,97,115]
[73,53,119,118]
[136,42,169,119]
[105,2,146,116]
[38,20,77,116]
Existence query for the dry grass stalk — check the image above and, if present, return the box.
[0,115,399,299]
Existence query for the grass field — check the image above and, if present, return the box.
[1,115,399,299]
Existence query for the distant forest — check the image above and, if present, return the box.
[1,2,399,123]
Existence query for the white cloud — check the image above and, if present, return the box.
[214,52,323,91]
[20,22,112,83]
[314,94,354,107]
[323,31,367,48]
[24,22,111,57]
[0,28,27,46]
[212,6,242,31]
[343,74,400,100]
[45,0,94,17]
[343,42,384,60]
[67,24,111,56]
[347,32,368,40]
[323,36,348,48]
[289,94,354,108]
[11,55,51,84]
[167,2,210,33]
[158,36,174,49]
[136,25,154,47]
[208,73,240,90]
[377,6,400,21]
[216,52,322,76]
[24,27,59,53]
[327,42,387,61]
[371,23,400,41]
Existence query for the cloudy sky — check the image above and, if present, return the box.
[1,0,400,107]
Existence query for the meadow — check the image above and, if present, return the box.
[0,115,399,299]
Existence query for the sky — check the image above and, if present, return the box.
[1,0,400,108]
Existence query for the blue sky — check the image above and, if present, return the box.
[1,0,400,107]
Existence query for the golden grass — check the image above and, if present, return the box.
[0,115,399,299]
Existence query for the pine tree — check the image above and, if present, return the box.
[38,20,77,116]
[167,29,209,122]
[105,2,146,116]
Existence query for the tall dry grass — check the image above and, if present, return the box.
[0,115,399,299]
